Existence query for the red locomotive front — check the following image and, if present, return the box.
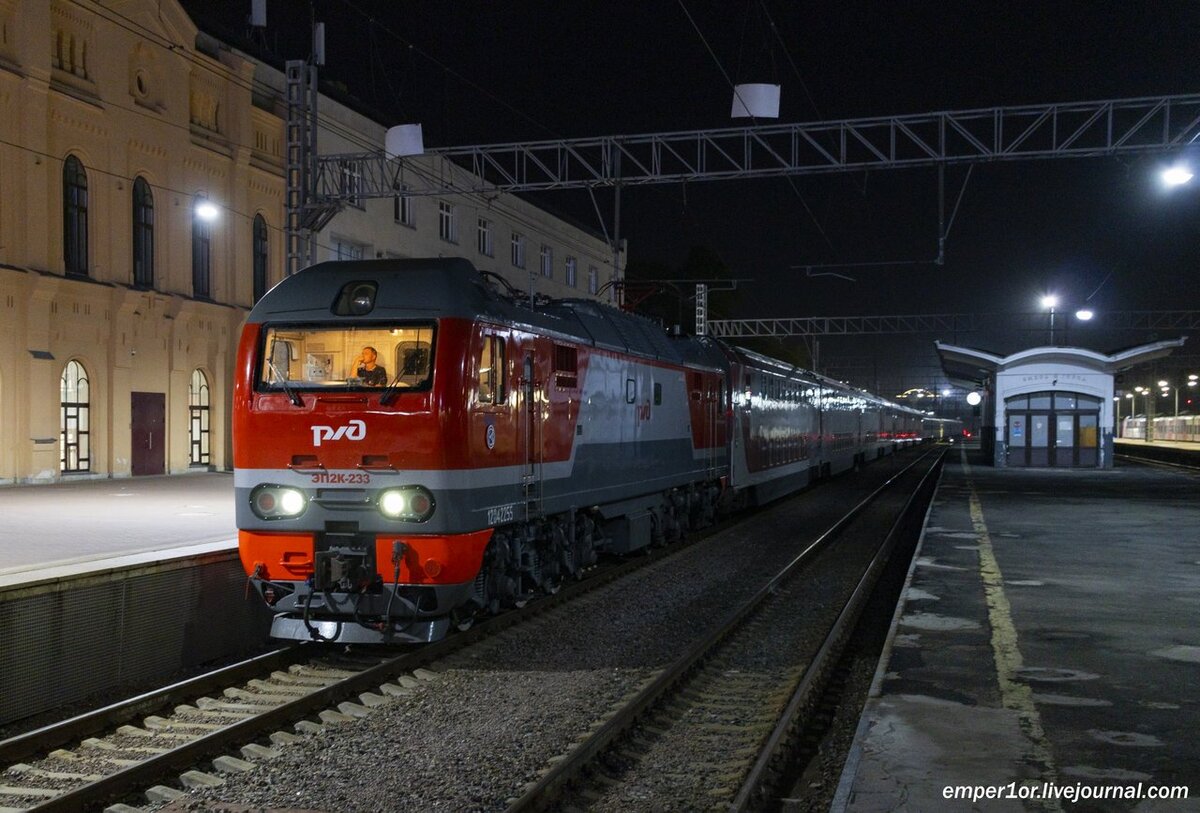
[236,258,733,643]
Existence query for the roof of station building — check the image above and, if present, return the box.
[934,338,1188,388]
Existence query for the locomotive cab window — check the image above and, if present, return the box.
[256,324,435,392]
[479,335,506,405]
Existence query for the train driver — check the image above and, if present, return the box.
[352,346,388,386]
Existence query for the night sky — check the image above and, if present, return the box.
[189,1,1200,392]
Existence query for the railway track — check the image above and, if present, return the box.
[0,527,710,812]
[506,448,943,812]
[0,447,936,812]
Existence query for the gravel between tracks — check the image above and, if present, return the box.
[160,456,914,813]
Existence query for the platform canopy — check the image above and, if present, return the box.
[934,338,1188,389]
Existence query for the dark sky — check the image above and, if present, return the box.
[191,1,1200,390]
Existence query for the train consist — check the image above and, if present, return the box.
[234,258,950,643]
[1121,415,1199,442]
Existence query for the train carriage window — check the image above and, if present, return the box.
[626,378,636,404]
[256,324,436,392]
[479,335,506,405]
[654,382,662,406]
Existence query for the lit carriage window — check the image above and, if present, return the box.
[554,344,578,389]
[257,324,436,392]
[479,335,506,405]
[189,369,210,466]
[60,360,90,473]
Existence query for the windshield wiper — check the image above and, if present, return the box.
[268,361,304,407]
[379,374,404,406]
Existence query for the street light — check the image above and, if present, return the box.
[1162,164,1195,187]
[1075,308,1094,321]
[1040,294,1059,345]
[194,198,219,222]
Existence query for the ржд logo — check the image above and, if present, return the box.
[311,419,366,447]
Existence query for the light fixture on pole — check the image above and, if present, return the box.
[1162,164,1195,187]
[1040,294,1058,345]
[194,197,219,222]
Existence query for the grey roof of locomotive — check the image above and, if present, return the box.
[247,257,727,372]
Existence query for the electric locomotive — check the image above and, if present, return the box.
[235,257,935,643]
[235,258,730,643]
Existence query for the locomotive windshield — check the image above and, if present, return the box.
[257,324,436,392]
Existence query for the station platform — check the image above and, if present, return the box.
[833,448,1200,811]
[0,472,236,580]
[0,473,264,729]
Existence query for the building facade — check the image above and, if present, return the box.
[0,0,622,484]
[936,340,1186,469]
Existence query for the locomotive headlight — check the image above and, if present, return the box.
[250,485,308,520]
[378,486,435,522]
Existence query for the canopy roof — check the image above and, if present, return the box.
[935,339,1188,388]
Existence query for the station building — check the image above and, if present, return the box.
[0,0,621,484]
[936,339,1186,468]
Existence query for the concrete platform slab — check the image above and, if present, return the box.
[0,472,235,576]
[835,449,1200,811]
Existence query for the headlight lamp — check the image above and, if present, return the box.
[250,485,308,520]
[377,486,435,522]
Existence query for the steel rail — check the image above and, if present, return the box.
[21,519,717,813]
[0,646,302,764]
[504,447,943,812]
[730,449,945,810]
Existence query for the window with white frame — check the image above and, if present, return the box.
[438,201,457,243]
[511,232,526,269]
[588,265,599,294]
[340,160,362,208]
[540,244,553,278]
[565,256,577,288]
[477,218,493,256]
[333,240,365,261]
[393,184,412,226]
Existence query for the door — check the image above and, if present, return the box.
[1053,415,1076,467]
[520,352,541,516]
[1028,413,1050,467]
[1007,413,1027,467]
[1078,414,1099,466]
[131,392,165,476]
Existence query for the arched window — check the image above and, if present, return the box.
[188,369,210,466]
[253,214,269,303]
[60,360,90,472]
[132,176,154,288]
[192,195,211,298]
[63,155,88,276]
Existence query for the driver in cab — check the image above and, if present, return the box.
[352,346,388,386]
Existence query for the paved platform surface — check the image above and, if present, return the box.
[1115,438,1200,452]
[0,473,235,577]
[834,449,1200,811]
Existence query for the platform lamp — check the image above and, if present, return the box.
[1040,294,1058,345]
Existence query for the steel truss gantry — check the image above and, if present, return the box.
[312,94,1200,201]
[705,311,1200,338]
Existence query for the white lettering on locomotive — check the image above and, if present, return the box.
[487,503,516,525]
[311,419,367,447]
